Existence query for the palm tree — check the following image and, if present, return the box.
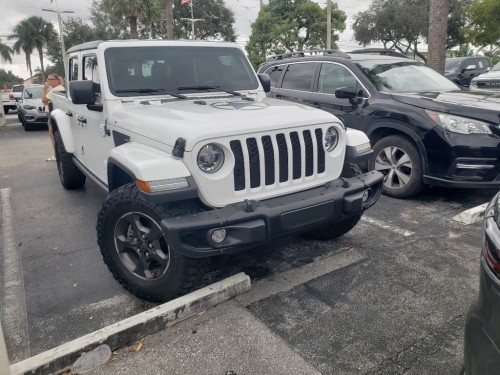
[428,0,450,74]
[26,16,57,82]
[10,18,35,78]
[0,38,12,63]
[11,17,56,82]
[165,0,174,40]
[103,0,163,39]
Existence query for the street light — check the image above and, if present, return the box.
[42,1,74,80]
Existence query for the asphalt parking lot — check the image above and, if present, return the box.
[1,113,497,374]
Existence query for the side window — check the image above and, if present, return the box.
[83,55,99,84]
[318,63,366,97]
[69,56,79,81]
[265,65,284,88]
[281,63,318,91]
[83,54,101,98]
[464,59,477,70]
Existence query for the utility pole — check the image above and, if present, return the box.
[42,0,74,80]
[180,1,204,40]
[326,0,331,50]
[260,0,264,10]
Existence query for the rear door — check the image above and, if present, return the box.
[271,62,319,105]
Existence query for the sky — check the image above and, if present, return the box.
[0,0,373,80]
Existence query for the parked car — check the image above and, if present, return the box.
[17,85,48,131]
[463,190,500,374]
[445,56,491,87]
[470,61,500,91]
[1,84,24,114]
[257,51,500,198]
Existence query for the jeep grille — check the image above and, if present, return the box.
[229,128,325,191]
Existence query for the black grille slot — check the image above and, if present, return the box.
[303,130,314,177]
[315,129,325,173]
[262,136,275,185]
[290,132,301,179]
[246,138,261,188]
[230,140,245,191]
[276,134,289,182]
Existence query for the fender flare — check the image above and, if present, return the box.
[107,142,193,192]
[365,120,429,174]
[50,108,75,153]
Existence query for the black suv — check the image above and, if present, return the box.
[258,50,500,198]
[445,56,492,87]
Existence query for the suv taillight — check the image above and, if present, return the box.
[484,233,500,275]
[9,93,14,100]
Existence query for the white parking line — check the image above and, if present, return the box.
[361,215,415,237]
[0,188,30,362]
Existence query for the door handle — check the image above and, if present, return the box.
[77,116,87,124]
[66,110,73,117]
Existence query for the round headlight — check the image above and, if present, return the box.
[197,144,224,174]
[324,126,339,152]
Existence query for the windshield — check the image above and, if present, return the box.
[445,58,465,71]
[104,46,259,97]
[24,86,43,99]
[356,60,459,93]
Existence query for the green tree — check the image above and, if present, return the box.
[102,0,163,39]
[11,16,56,82]
[90,0,129,39]
[246,0,346,68]
[0,69,23,88]
[172,0,236,41]
[464,0,500,49]
[353,0,471,63]
[0,38,12,63]
[9,18,35,79]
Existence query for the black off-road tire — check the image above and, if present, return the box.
[370,135,424,198]
[97,184,207,302]
[54,130,86,189]
[3,106,9,114]
[303,214,362,241]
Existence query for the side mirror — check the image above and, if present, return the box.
[335,86,357,99]
[69,80,103,111]
[258,74,271,93]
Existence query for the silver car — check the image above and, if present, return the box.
[470,62,500,91]
[18,85,48,131]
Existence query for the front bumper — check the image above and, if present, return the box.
[22,110,48,125]
[161,171,383,257]
[424,129,500,189]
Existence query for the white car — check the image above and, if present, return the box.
[50,40,383,302]
[470,61,500,91]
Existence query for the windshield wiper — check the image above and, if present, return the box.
[114,88,188,99]
[177,85,243,97]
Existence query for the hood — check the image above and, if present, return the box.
[109,96,338,150]
[22,98,44,110]
[391,90,500,123]
[476,70,500,80]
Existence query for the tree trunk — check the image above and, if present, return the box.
[130,16,138,39]
[428,0,449,73]
[166,0,174,40]
[38,48,45,82]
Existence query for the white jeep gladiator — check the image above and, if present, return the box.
[50,40,383,302]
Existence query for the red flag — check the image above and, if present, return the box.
[181,0,191,5]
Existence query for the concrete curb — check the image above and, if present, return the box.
[10,273,251,375]
[452,203,488,225]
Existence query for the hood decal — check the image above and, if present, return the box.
[210,100,269,111]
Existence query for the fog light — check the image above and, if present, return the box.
[362,189,370,202]
[211,229,227,243]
